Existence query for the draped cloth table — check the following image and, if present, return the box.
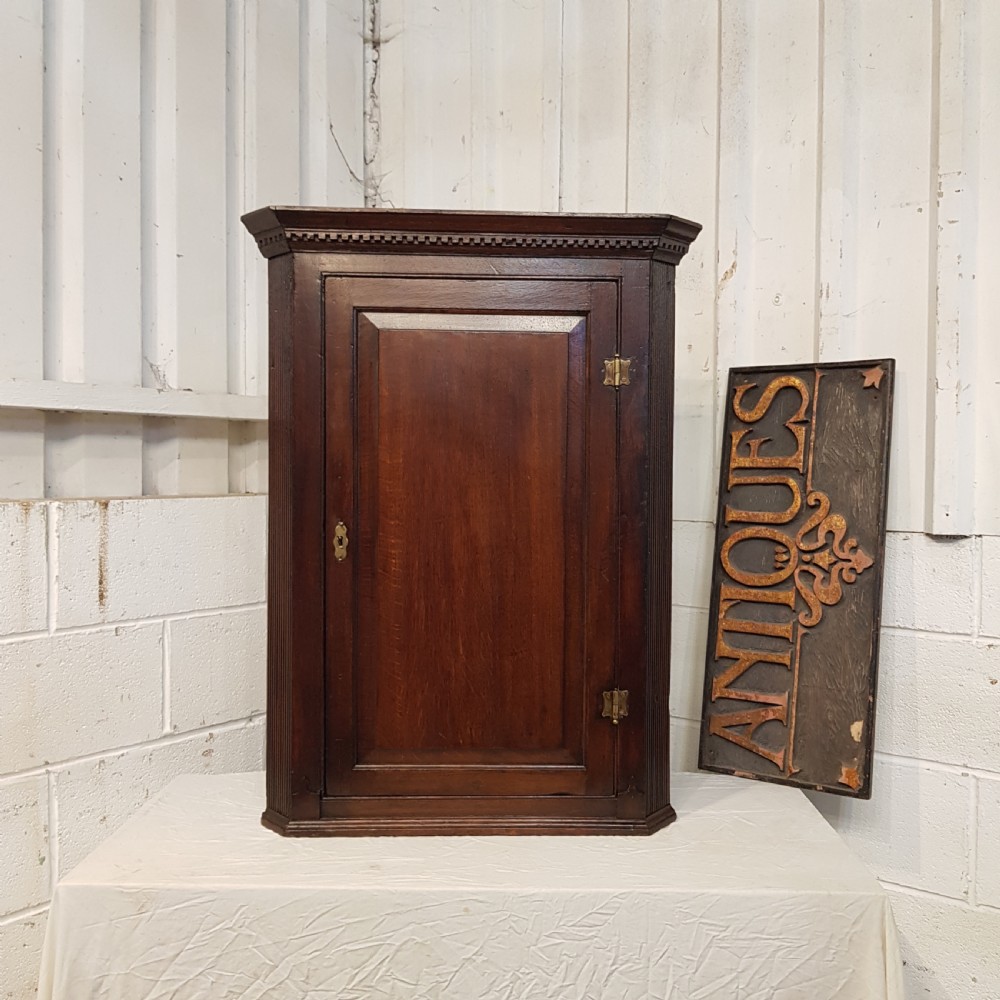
[37,771,903,999]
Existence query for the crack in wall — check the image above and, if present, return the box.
[362,0,392,207]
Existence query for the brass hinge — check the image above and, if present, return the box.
[602,355,632,388]
[601,688,629,725]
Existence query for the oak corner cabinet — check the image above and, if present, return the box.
[242,206,700,836]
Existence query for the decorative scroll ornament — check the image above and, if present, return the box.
[791,491,874,628]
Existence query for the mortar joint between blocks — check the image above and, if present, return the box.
[0,903,50,929]
[45,502,58,635]
[973,533,983,640]
[968,774,979,907]
[161,618,171,735]
[46,769,59,897]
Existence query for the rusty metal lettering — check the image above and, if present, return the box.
[708,706,787,770]
[732,375,810,425]
[729,375,811,473]
[718,584,796,642]
[711,637,791,707]
[700,361,894,798]
[719,527,798,588]
[725,473,803,525]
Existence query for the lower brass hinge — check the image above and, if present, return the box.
[601,688,629,725]
[603,355,632,388]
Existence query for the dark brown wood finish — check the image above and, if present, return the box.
[699,360,894,798]
[244,207,700,835]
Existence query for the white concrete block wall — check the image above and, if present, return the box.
[0,914,47,1000]
[0,497,265,999]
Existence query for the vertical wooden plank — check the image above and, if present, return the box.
[226,0,247,402]
[560,0,628,212]
[818,1,934,532]
[42,0,83,386]
[139,0,178,496]
[377,0,475,208]
[300,0,332,204]
[926,0,1000,537]
[467,0,562,211]
[175,1,228,396]
[228,0,301,494]
[1,1,44,382]
[972,0,1000,535]
[225,0,262,494]
[628,0,719,524]
[245,0,301,401]
[716,0,821,383]
[80,0,144,388]
[170,0,229,494]
[928,0,976,536]
[301,0,365,206]
[141,0,229,495]
[43,0,144,498]
[0,0,45,496]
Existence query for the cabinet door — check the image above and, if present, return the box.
[324,277,619,801]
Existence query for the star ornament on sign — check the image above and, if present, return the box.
[861,365,885,390]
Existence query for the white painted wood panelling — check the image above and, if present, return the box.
[0,0,45,498]
[0,0,365,500]
[970,1,1000,537]
[301,0,366,206]
[377,0,476,208]
[627,1,719,522]
[370,0,999,536]
[141,0,230,496]
[717,1,821,372]
[819,1,937,532]
[468,0,562,211]
[2,0,998,531]
[243,0,301,407]
[377,0,562,211]
[42,0,146,499]
[560,1,629,213]
[929,0,1000,536]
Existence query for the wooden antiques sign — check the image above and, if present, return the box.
[699,360,894,798]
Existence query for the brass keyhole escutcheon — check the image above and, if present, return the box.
[333,521,349,562]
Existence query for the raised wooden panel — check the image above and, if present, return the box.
[357,313,579,760]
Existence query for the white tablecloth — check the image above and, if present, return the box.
[37,771,903,999]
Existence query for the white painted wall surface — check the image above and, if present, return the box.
[1,1,999,998]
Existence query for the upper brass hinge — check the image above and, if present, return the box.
[603,355,632,388]
[601,688,629,725]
